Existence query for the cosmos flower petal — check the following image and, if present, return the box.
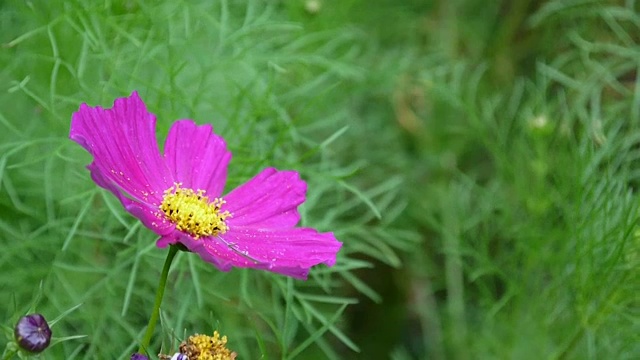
[165,226,341,279]
[89,163,175,236]
[70,92,172,205]
[156,230,189,249]
[156,231,232,272]
[163,120,231,198]
[224,168,305,229]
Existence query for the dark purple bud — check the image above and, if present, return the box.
[130,354,150,360]
[14,313,52,353]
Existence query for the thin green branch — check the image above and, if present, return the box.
[138,245,179,354]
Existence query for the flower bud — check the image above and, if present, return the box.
[130,354,149,360]
[14,314,52,353]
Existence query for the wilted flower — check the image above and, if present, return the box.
[305,0,322,14]
[14,314,52,353]
[70,92,341,279]
[180,331,236,360]
[158,331,235,360]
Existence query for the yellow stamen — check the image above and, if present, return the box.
[179,331,237,360]
[160,183,231,238]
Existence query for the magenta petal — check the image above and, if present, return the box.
[69,92,172,205]
[175,226,342,279]
[163,120,231,197]
[224,168,305,229]
[90,163,175,236]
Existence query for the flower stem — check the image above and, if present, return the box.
[138,245,179,354]
[2,349,17,360]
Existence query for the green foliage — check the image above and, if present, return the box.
[0,1,400,358]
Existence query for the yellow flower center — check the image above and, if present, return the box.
[179,331,237,360]
[160,183,231,238]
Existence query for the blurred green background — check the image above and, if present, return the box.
[1,0,639,359]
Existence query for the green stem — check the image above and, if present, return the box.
[138,245,179,354]
[2,349,17,360]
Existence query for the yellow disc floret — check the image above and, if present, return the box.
[160,183,231,238]
[179,331,237,360]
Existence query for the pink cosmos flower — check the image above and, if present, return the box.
[70,92,341,279]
